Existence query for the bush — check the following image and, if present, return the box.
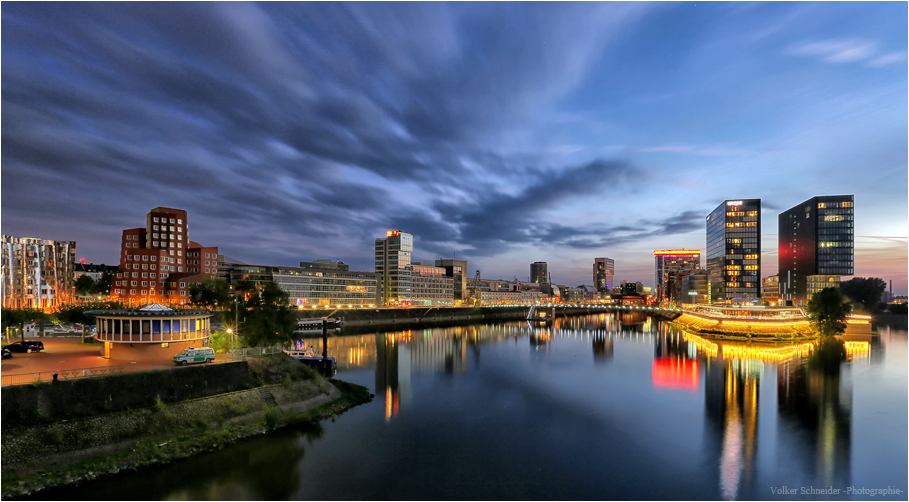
[263,405,282,430]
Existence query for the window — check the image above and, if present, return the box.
[205,253,210,258]
[154,217,159,223]
[150,273,156,278]
[151,256,156,262]
[178,267,183,272]
[142,255,148,261]
[180,291,186,296]
[177,219,182,224]
[142,264,148,270]
[130,289,136,294]
[205,268,210,274]
[142,281,148,287]
[153,224,159,230]
[180,282,186,288]
[169,218,175,224]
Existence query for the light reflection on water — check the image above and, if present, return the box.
[35,314,907,501]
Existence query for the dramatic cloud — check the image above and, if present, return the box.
[2,2,906,290]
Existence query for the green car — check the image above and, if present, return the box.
[173,347,215,366]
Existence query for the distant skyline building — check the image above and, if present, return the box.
[1,235,77,309]
[778,195,854,305]
[220,258,378,307]
[593,257,615,294]
[112,207,219,306]
[653,250,701,302]
[762,275,780,305]
[530,261,548,284]
[706,199,761,303]
[375,230,413,305]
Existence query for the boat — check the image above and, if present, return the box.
[284,348,338,372]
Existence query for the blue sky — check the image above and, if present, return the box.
[2,2,907,293]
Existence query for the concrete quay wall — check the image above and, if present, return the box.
[1,361,252,427]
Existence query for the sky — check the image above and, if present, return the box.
[2,2,907,294]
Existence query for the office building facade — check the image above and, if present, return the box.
[112,207,219,306]
[221,261,378,307]
[593,258,615,294]
[375,230,413,305]
[435,259,468,303]
[410,262,455,306]
[762,275,780,305]
[2,235,77,309]
[706,199,761,303]
[654,250,701,302]
[778,195,854,305]
[530,262,548,284]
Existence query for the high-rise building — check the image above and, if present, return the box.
[2,235,77,309]
[653,250,701,302]
[111,207,219,306]
[530,262,548,284]
[706,199,761,303]
[593,258,615,294]
[778,195,854,305]
[375,230,413,305]
[435,259,468,303]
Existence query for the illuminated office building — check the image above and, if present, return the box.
[435,259,467,303]
[654,250,700,302]
[593,257,615,294]
[779,195,854,305]
[375,230,413,305]
[706,199,761,303]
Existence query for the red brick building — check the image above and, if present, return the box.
[111,207,219,307]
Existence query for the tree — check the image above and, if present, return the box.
[53,301,127,343]
[806,287,852,337]
[189,278,232,310]
[240,281,297,347]
[94,271,114,296]
[75,274,97,297]
[839,277,887,313]
[1,308,46,342]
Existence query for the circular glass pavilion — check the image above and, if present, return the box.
[87,303,213,361]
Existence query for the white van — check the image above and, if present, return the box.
[173,347,215,365]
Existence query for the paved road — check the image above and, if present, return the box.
[1,336,227,377]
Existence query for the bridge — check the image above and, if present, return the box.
[519,303,682,318]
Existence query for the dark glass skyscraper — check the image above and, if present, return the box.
[706,199,761,303]
[778,195,854,305]
[531,261,548,284]
[593,257,614,293]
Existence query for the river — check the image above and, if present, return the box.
[32,313,908,500]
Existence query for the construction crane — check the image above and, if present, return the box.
[468,270,482,306]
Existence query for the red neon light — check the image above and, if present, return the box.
[653,250,701,256]
[652,358,699,390]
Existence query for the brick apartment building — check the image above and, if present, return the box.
[111,207,218,306]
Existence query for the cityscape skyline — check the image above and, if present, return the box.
[2,3,907,293]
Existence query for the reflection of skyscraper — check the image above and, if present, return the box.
[375,333,411,422]
[592,334,614,363]
[705,355,760,501]
[777,344,851,487]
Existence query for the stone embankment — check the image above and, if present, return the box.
[1,354,372,499]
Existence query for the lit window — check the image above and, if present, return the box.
[817,203,826,209]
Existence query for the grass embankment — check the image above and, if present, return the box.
[1,356,373,500]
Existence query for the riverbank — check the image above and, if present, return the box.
[1,355,373,500]
[669,312,815,340]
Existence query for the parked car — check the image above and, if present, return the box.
[2,341,45,353]
[173,347,215,365]
[2,348,11,359]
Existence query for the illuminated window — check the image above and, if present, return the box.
[746,211,758,217]
[745,222,756,227]
[744,265,758,271]
[842,201,852,207]
[817,203,826,209]
[825,215,844,222]
[745,254,758,260]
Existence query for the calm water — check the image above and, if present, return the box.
[36,314,907,500]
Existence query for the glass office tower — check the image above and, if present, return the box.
[778,195,854,305]
[706,199,761,304]
[375,230,413,305]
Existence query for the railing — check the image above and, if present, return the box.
[0,361,169,387]
[228,344,285,360]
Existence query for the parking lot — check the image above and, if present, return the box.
[1,335,228,386]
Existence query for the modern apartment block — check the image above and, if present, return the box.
[706,199,761,303]
[375,230,413,305]
[435,259,468,303]
[653,250,701,302]
[593,258,615,294]
[778,195,854,305]
[111,207,219,306]
[221,258,378,307]
[1,235,77,309]
[530,262,548,284]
